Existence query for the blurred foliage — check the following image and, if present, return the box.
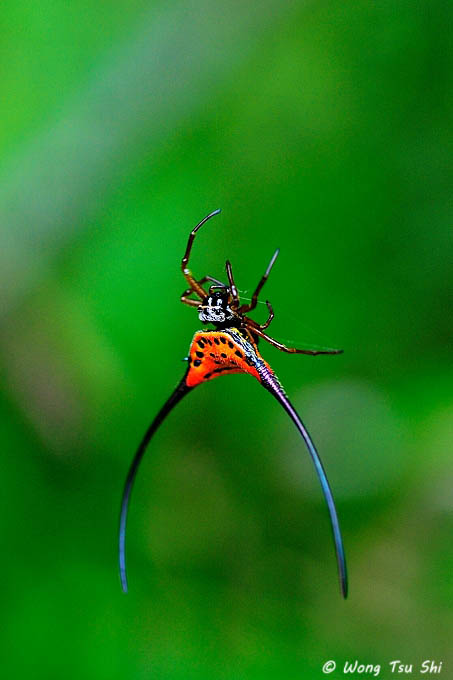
[1,1,452,678]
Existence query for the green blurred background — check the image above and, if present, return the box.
[1,1,452,678]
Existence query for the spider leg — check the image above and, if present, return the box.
[206,275,227,287]
[180,275,226,306]
[225,260,240,309]
[180,294,200,308]
[250,326,343,355]
[240,248,279,313]
[181,210,221,298]
[244,300,274,330]
[260,300,274,329]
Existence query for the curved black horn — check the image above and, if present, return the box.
[118,376,193,593]
[257,366,348,598]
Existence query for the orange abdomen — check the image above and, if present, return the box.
[185,328,271,387]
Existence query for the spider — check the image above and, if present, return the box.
[180,208,343,357]
[119,209,348,598]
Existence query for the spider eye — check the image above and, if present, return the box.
[203,290,229,308]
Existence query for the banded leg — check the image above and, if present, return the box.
[245,300,274,331]
[180,275,226,306]
[180,295,200,308]
[225,260,240,310]
[252,327,343,355]
[260,301,274,329]
[240,248,279,313]
[181,210,221,298]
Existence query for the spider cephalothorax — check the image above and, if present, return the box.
[119,209,348,599]
[198,288,236,326]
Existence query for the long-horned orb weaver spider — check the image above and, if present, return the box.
[119,209,348,598]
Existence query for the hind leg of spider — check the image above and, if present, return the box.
[239,248,279,314]
[225,260,240,310]
[260,300,274,329]
[251,326,343,355]
[181,210,221,298]
[245,300,274,331]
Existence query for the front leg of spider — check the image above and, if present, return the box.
[119,210,347,598]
